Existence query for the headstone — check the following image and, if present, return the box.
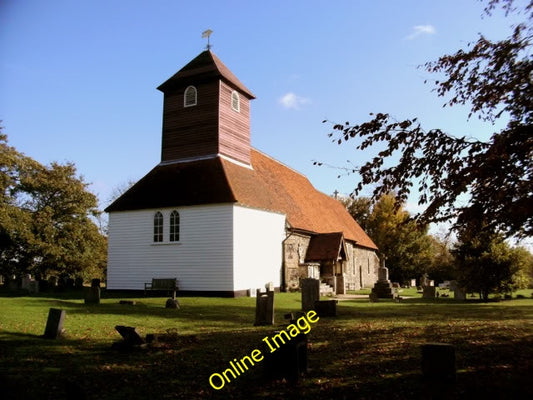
[301,278,320,311]
[43,308,66,339]
[248,288,257,297]
[429,280,435,287]
[410,279,416,287]
[264,332,307,383]
[265,281,274,292]
[254,289,274,326]
[65,278,75,290]
[165,298,180,309]
[421,343,456,383]
[114,325,145,346]
[454,287,466,300]
[314,300,337,317]
[27,280,39,294]
[422,286,436,299]
[420,273,429,287]
[371,259,394,298]
[84,286,100,304]
[91,278,101,288]
[74,277,84,289]
[48,276,58,288]
[21,274,32,290]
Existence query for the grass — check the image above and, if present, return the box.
[1,289,532,399]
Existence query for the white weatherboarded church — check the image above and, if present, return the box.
[106,50,379,296]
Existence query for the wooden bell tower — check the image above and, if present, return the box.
[157,50,255,166]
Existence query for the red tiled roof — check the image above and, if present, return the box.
[157,50,255,99]
[105,149,378,250]
[223,150,377,249]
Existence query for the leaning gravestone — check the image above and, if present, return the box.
[264,331,307,383]
[114,325,145,349]
[43,308,66,339]
[301,278,320,312]
[254,289,274,326]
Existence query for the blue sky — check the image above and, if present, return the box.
[0,0,520,214]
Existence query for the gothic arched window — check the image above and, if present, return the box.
[170,210,180,242]
[153,211,163,242]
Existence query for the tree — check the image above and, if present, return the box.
[453,224,532,300]
[322,0,532,238]
[343,193,434,283]
[0,133,107,281]
[339,196,372,231]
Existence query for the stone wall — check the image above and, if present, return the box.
[352,246,380,289]
[283,232,379,292]
[283,233,311,291]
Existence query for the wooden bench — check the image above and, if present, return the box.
[144,278,179,299]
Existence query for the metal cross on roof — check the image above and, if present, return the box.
[202,29,213,50]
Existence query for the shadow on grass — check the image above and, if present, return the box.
[1,299,532,400]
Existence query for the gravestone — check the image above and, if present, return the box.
[421,343,456,384]
[254,289,274,326]
[65,278,75,290]
[48,276,58,288]
[454,287,466,300]
[314,300,337,317]
[91,278,101,288]
[84,286,100,304]
[449,280,458,292]
[371,259,394,298]
[264,332,307,383]
[165,298,180,309]
[410,279,417,287]
[74,277,84,290]
[114,325,145,347]
[422,286,436,299]
[301,278,320,311]
[43,308,66,339]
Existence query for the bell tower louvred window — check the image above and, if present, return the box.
[184,86,197,107]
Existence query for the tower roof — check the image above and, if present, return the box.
[157,50,255,98]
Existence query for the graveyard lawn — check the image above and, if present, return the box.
[0,291,532,399]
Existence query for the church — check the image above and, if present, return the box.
[105,49,379,296]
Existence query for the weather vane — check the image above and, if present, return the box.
[202,29,213,50]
